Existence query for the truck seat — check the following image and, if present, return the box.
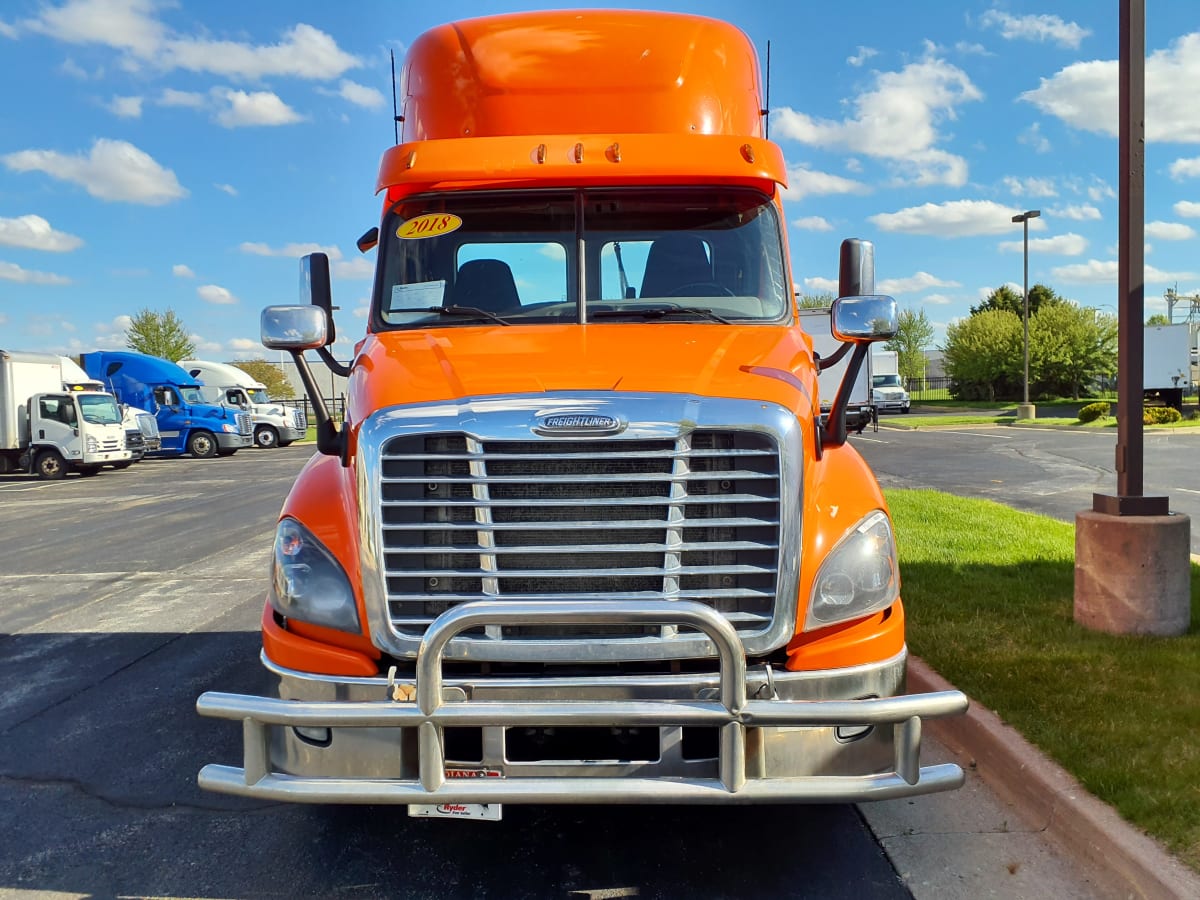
[640,234,712,298]
[450,259,521,313]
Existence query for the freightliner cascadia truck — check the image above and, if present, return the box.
[198,9,967,818]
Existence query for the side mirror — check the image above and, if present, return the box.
[261,305,328,351]
[831,295,898,343]
[300,253,336,345]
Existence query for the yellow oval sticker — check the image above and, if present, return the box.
[397,213,462,240]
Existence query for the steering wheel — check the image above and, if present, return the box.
[667,282,735,298]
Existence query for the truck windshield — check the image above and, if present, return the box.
[873,375,903,388]
[373,187,789,328]
[179,386,206,404]
[77,394,122,425]
[246,388,270,404]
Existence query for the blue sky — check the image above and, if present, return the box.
[2,0,1199,359]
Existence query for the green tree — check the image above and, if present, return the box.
[885,308,935,381]
[125,308,195,361]
[942,309,1023,401]
[970,282,1062,318]
[796,292,836,309]
[232,359,294,399]
[1030,304,1118,399]
[1146,313,1170,326]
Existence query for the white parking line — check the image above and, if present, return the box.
[932,430,1016,439]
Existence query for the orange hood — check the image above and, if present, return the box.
[348,323,819,416]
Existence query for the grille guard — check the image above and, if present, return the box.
[197,600,968,804]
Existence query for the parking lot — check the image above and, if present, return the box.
[0,447,912,900]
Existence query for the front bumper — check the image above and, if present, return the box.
[198,601,967,805]
[215,433,253,450]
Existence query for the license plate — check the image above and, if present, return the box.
[408,803,502,821]
[408,768,503,821]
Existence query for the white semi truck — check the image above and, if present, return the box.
[1143,324,1190,411]
[179,360,306,449]
[0,350,132,478]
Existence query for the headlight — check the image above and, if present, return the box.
[86,435,99,453]
[270,518,360,632]
[807,510,899,629]
[221,423,236,433]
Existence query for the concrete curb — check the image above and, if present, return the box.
[909,656,1200,899]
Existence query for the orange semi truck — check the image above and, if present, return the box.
[198,9,967,816]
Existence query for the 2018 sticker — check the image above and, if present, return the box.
[397,213,462,239]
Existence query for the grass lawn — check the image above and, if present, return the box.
[886,488,1200,871]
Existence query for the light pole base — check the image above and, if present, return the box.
[1016,403,1037,420]
[1074,509,1190,636]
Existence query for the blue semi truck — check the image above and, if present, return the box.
[82,351,253,458]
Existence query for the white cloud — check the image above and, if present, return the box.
[107,94,142,118]
[227,337,261,351]
[2,138,186,205]
[198,284,238,304]
[1170,158,1200,181]
[847,46,877,67]
[338,79,385,109]
[1052,259,1198,284]
[1003,175,1057,198]
[772,51,981,187]
[26,0,168,56]
[782,165,868,201]
[240,241,342,259]
[0,19,17,39]
[161,24,360,81]
[158,87,206,109]
[792,216,833,232]
[1145,221,1196,241]
[0,260,72,285]
[172,264,194,278]
[998,233,1089,256]
[878,272,961,294]
[1175,201,1200,218]
[1048,204,1101,221]
[980,10,1090,50]
[333,256,375,279]
[1087,181,1115,203]
[215,89,303,128]
[1022,33,1200,142]
[921,294,954,305]
[27,4,360,81]
[1018,123,1052,154]
[214,182,237,196]
[0,215,84,252]
[802,276,838,294]
[869,200,1046,237]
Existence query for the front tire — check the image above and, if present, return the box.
[187,430,218,459]
[254,425,279,449]
[78,466,101,477]
[36,449,67,480]
[113,461,133,469]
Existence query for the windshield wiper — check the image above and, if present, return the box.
[591,305,731,324]
[420,305,512,326]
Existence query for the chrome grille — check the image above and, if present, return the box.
[379,429,782,646]
[235,412,253,435]
[291,407,307,431]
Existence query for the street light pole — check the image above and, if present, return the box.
[1012,209,1040,418]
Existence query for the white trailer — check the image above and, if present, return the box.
[1143,324,1189,411]
[179,360,306,449]
[798,307,874,433]
[0,350,131,478]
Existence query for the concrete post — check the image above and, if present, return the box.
[1074,510,1191,636]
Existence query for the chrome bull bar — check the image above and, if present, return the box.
[197,600,968,804]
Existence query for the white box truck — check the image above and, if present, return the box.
[0,350,131,478]
[798,307,874,433]
[870,349,910,414]
[179,360,307,449]
[1143,324,1190,411]
[59,356,161,461]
